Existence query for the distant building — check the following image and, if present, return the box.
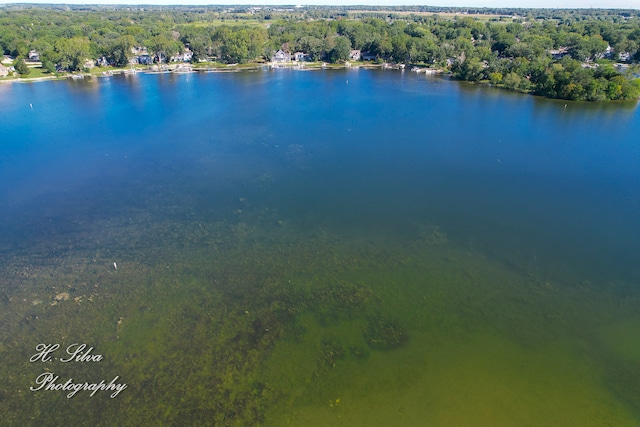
[0,63,9,77]
[549,47,569,60]
[171,50,193,63]
[349,50,361,61]
[136,55,153,65]
[272,50,291,63]
[96,57,110,67]
[293,52,309,62]
[27,50,40,61]
[361,52,377,61]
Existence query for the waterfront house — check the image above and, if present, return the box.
[136,55,153,65]
[28,50,40,61]
[293,52,309,62]
[0,63,8,77]
[171,50,193,63]
[361,51,377,61]
[272,50,291,63]
[96,56,110,67]
[349,50,362,61]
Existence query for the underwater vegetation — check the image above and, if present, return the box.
[1,201,639,425]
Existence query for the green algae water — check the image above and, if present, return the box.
[1,69,640,425]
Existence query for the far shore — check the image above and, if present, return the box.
[0,61,444,84]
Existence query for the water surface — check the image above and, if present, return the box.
[1,69,639,425]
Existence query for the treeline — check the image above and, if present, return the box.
[1,5,639,100]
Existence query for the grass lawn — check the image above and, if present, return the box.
[21,67,53,79]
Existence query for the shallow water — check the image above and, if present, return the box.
[1,69,639,425]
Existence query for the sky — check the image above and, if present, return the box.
[1,0,638,9]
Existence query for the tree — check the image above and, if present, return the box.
[54,36,91,71]
[149,35,175,63]
[13,57,29,75]
[42,60,57,74]
[391,34,410,62]
[298,36,326,61]
[216,27,266,64]
[489,72,503,85]
[367,36,392,60]
[454,56,485,81]
[109,35,135,67]
[328,36,351,63]
[492,31,516,55]
[503,72,521,90]
[9,39,29,58]
[187,34,212,62]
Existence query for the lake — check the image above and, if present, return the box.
[1,69,639,425]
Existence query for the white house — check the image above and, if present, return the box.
[272,50,291,63]
[293,52,308,62]
[28,50,40,61]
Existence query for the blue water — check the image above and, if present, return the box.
[1,69,640,425]
[4,70,638,279]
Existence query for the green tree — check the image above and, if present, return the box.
[454,56,485,82]
[149,35,175,63]
[42,60,57,74]
[391,34,410,62]
[367,36,392,60]
[55,36,91,71]
[492,31,516,54]
[298,36,325,61]
[503,72,521,90]
[489,72,503,85]
[109,35,135,67]
[13,57,29,75]
[187,34,212,62]
[328,36,351,63]
[217,27,266,64]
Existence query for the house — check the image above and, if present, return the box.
[96,56,110,67]
[28,50,40,61]
[361,51,377,61]
[272,49,291,63]
[293,52,309,62]
[0,63,8,77]
[349,50,361,61]
[549,47,569,60]
[136,55,153,65]
[171,50,193,63]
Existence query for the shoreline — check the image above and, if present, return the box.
[0,62,444,84]
[3,63,635,104]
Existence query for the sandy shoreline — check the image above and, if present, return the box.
[0,75,60,84]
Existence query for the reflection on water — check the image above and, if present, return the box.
[0,70,639,425]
